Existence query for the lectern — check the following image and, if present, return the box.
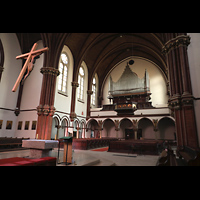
[57,136,73,165]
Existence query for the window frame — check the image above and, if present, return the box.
[58,52,69,95]
[91,77,96,106]
[77,66,85,102]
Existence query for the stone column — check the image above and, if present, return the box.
[76,127,80,139]
[70,81,79,121]
[152,119,158,140]
[36,67,60,140]
[114,120,120,139]
[162,34,199,150]
[98,120,103,138]
[86,90,93,120]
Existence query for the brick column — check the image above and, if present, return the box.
[162,34,199,150]
[70,81,79,121]
[86,90,93,120]
[36,67,60,140]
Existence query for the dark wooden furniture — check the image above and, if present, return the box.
[108,139,164,155]
[156,146,177,166]
[72,137,118,150]
[177,146,200,166]
[0,137,30,149]
[58,136,73,165]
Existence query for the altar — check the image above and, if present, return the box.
[22,139,58,158]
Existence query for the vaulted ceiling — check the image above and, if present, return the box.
[16,33,167,92]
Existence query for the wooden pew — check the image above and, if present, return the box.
[156,146,178,166]
[72,138,118,150]
[177,146,200,166]
[0,137,30,149]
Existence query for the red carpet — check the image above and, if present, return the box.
[91,147,109,152]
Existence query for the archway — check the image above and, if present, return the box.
[86,119,99,138]
[102,119,116,138]
[119,118,133,139]
[138,118,155,139]
[60,118,69,138]
[158,117,176,140]
[51,116,59,139]
[73,120,80,138]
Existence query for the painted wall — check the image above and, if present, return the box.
[53,46,88,138]
[187,33,200,145]
[102,57,168,107]
[0,33,22,137]
[15,40,44,138]
[75,61,88,118]
[54,45,74,116]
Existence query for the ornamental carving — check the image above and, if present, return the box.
[168,94,194,110]
[70,112,77,120]
[71,81,79,88]
[98,120,103,129]
[181,95,194,107]
[114,120,120,131]
[43,104,50,116]
[49,106,56,116]
[40,67,60,76]
[152,119,158,131]
[36,104,43,116]
[87,90,93,95]
[36,104,56,116]
[0,66,4,72]
[168,99,181,110]
[162,35,191,54]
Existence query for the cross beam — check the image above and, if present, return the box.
[12,43,49,92]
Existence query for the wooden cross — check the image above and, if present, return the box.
[12,43,49,92]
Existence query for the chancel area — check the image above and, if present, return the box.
[0,33,200,166]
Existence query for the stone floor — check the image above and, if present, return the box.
[3,143,185,166]
[73,150,159,166]
[0,148,159,166]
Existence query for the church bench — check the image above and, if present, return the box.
[177,146,200,166]
[156,148,178,166]
[72,138,118,150]
[0,137,30,149]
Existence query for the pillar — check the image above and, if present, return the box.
[162,34,199,150]
[86,90,93,120]
[70,81,79,121]
[36,67,60,140]
[114,120,120,139]
[152,119,158,140]
[98,120,103,138]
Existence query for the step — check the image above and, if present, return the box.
[81,159,101,166]
[92,158,116,166]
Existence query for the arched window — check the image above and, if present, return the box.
[78,66,84,101]
[91,77,96,105]
[58,52,68,93]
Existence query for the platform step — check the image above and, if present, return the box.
[92,158,116,166]
[81,159,101,166]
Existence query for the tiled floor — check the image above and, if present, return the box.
[0,148,159,166]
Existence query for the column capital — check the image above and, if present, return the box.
[162,35,191,55]
[40,67,60,76]
[0,66,4,72]
[71,81,79,88]
[87,90,93,95]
